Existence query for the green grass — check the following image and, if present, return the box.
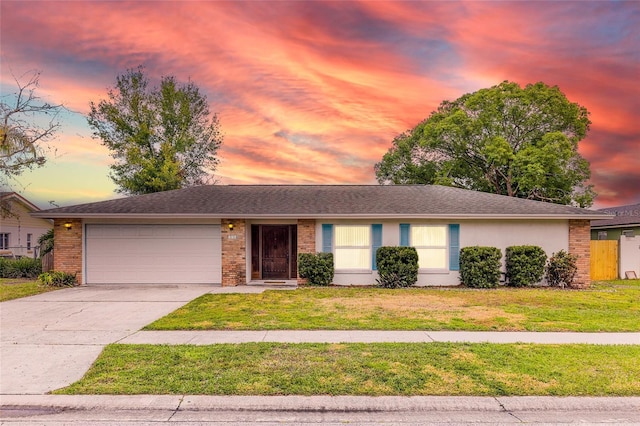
[146,279,640,332]
[0,278,56,302]
[55,342,640,396]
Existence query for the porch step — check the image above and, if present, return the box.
[248,280,298,287]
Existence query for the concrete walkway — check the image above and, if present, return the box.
[120,329,640,345]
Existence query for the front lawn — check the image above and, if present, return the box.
[55,342,640,396]
[146,280,640,332]
[0,278,56,302]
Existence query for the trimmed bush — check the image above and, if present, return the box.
[459,246,502,288]
[375,246,419,288]
[38,271,77,287]
[505,245,547,287]
[0,257,42,278]
[545,250,578,289]
[298,252,334,286]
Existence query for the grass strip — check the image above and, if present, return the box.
[146,280,640,332]
[0,279,56,302]
[55,342,640,396]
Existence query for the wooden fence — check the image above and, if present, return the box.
[41,250,54,272]
[590,240,618,280]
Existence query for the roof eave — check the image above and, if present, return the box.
[591,223,640,230]
[31,212,612,220]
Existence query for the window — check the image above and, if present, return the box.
[27,234,32,250]
[334,225,371,270]
[0,233,9,250]
[597,231,608,240]
[410,225,448,269]
[322,224,382,271]
[622,230,635,237]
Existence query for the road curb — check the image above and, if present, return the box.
[2,395,639,413]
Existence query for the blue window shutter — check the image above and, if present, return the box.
[449,224,460,271]
[399,224,410,247]
[322,224,333,253]
[371,224,382,270]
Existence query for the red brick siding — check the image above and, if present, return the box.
[53,219,83,283]
[568,219,591,288]
[296,219,316,285]
[221,219,246,286]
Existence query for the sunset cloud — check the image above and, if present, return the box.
[1,0,637,208]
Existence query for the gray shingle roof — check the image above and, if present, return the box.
[32,185,610,219]
[592,203,640,228]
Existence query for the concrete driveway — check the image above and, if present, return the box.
[0,284,215,395]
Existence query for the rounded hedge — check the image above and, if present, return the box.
[505,245,547,287]
[298,252,334,286]
[459,246,502,288]
[375,246,419,288]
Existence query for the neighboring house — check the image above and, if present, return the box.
[0,192,53,258]
[591,203,640,240]
[32,185,610,287]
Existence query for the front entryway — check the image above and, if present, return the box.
[251,225,297,280]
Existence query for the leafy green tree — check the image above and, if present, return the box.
[88,66,223,195]
[1,70,63,181]
[375,81,595,207]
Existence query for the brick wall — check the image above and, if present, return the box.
[296,219,316,285]
[53,218,83,284]
[568,219,591,288]
[221,219,246,286]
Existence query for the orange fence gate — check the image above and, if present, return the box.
[590,240,618,280]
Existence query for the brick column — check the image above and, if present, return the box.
[221,219,246,286]
[568,219,591,288]
[297,219,316,286]
[53,218,83,284]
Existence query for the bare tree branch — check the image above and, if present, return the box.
[1,70,64,180]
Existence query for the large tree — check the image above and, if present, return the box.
[375,81,596,207]
[88,66,223,195]
[1,70,63,181]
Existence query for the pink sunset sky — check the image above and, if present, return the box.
[1,0,638,208]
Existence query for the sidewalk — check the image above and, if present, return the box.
[119,330,640,345]
[2,395,639,424]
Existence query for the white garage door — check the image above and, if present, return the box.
[85,224,221,284]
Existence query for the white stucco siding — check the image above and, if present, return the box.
[316,220,459,286]
[459,220,568,265]
[316,219,569,287]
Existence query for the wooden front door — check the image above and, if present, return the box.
[251,225,297,280]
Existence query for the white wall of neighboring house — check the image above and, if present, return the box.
[0,197,53,258]
[619,235,640,279]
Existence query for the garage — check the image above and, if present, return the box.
[85,224,221,284]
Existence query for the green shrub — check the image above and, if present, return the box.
[459,246,502,288]
[375,246,419,288]
[38,271,77,287]
[298,252,334,286]
[505,245,547,287]
[0,257,42,278]
[545,250,578,288]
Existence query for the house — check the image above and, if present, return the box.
[0,192,53,258]
[32,185,610,287]
[591,203,640,240]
